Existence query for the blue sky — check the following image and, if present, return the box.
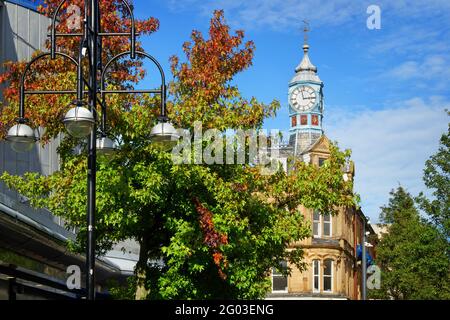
[132,0,450,223]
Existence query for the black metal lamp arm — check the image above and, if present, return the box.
[100,50,168,120]
[18,52,79,121]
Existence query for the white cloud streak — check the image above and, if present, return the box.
[166,0,450,30]
[383,55,450,92]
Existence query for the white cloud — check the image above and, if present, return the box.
[386,55,450,83]
[324,97,449,222]
[388,61,420,80]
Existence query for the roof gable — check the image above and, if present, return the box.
[302,135,331,155]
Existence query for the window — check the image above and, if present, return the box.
[323,214,331,237]
[313,260,320,292]
[291,116,297,127]
[313,211,321,237]
[300,115,308,125]
[272,261,288,292]
[312,211,332,238]
[323,259,333,292]
[318,157,326,167]
[312,114,319,126]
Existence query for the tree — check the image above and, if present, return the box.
[371,187,450,300]
[1,5,357,299]
[417,112,450,241]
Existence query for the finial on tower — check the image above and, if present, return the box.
[291,20,321,83]
[293,19,318,76]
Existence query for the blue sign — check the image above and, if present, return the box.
[357,244,374,266]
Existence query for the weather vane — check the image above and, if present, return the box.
[303,20,310,46]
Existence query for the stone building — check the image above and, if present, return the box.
[267,38,375,300]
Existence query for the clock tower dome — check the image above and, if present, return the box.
[288,34,324,156]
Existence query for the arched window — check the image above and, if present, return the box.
[323,259,333,292]
[313,260,320,293]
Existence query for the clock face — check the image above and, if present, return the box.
[290,85,317,112]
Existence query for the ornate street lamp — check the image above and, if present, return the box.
[5,0,179,300]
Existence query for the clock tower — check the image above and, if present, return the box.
[288,33,324,156]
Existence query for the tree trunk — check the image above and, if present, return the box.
[135,236,149,300]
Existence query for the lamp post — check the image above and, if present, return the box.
[362,219,366,300]
[361,216,370,300]
[5,0,179,300]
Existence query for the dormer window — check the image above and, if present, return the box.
[318,158,326,167]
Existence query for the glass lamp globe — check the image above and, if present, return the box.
[149,121,180,151]
[96,136,117,156]
[63,103,95,138]
[6,123,38,153]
